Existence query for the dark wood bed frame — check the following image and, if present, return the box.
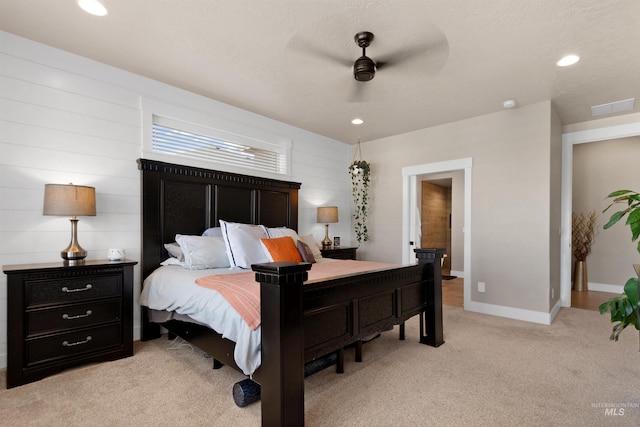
[138,158,444,426]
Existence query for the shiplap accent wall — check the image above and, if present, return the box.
[0,31,351,369]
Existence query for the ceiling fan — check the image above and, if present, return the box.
[288,28,448,100]
[352,31,439,83]
[353,31,378,82]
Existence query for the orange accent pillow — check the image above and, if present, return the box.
[260,236,303,262]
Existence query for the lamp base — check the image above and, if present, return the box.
[61,249,88,261]
[61,218,88,261]
[322,224,332,249]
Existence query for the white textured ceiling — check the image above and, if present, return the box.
[1,0,639,144]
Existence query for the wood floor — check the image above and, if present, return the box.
[441,277,619,311]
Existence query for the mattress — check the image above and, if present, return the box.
[139,265,262,375]
[139,258,397,375]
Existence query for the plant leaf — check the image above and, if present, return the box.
[627,209,640,241]
[603,210,626,229]
[607,190,633,198]
[623,277,639,306]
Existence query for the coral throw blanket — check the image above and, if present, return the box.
[195,260,396,331]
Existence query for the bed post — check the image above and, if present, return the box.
[252,261,312,427]
[415,248,446,347]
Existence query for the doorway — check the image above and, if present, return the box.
[421,179,452,276]
[402,158,472,307]
[560,122,640,307]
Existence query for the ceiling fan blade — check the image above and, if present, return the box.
[376,37,449,75]
[287,36,352,68]
[348,80,368,103]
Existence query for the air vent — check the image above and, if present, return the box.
[591,98,635,117]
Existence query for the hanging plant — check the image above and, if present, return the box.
[350,142,370,243]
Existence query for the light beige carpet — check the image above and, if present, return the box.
[1,306,639,426]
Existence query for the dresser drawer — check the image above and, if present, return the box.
[27,300,122,337]
[25,323,123,366]
[3,260,136,388]
[26,274,121,308]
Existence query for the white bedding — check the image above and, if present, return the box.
[139,265,262,375]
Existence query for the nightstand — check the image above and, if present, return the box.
[3,259,137,388]
[320,246,358,260]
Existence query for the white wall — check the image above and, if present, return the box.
[548,107,563,311]
[0,31,351,368]
[360,102,558,320]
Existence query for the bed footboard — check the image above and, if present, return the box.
[252,248,444,426]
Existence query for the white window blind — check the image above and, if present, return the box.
[151,121,287,175]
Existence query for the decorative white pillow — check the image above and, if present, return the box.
[219,220,271,268]
[299,234,323,259]
[175,235,230,270]
[266,226,300,241]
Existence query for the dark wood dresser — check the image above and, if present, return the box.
[3,259,137,388]
[320,246,358,260]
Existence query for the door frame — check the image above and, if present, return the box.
[402,158,472,306]
[560,121,640,307]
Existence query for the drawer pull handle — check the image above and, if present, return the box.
[62,310,93,320]
[61,284,93,293]
[62,336,92,347]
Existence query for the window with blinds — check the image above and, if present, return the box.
[151,122,287,175]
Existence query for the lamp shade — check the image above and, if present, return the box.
[317,206,338,223]
[43,184,96,217]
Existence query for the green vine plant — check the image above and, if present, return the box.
[350,160,370,243]
[598,190,640,343]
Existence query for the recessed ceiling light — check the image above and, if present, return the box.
[77,0,108,16]
[351,118,364,125]
[503,99,517,109]
[556,55,580,67]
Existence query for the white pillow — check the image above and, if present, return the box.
[164,242,184,262]
[266,226,300,241]
[299,234,323,259]
[202,227,223,237]
[175,235,230,270]
[161,257,184,267]
[219,220,271,268]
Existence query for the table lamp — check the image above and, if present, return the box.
[317,206,338,249]
[43,183,96,261]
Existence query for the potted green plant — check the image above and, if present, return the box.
[350,159,370,243]
[598,190,640,345]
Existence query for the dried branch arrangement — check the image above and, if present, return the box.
[572,211,597,261]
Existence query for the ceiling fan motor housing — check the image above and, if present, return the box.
[354,56,376,81]
[353,31,376,81]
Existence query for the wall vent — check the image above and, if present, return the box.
[591,98,635,117]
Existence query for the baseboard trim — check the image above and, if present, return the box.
[587,282,624,294]
[464,300,554,325]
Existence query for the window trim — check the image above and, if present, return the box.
[141,98,292,178]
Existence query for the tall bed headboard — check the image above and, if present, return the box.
[137,159,301,280]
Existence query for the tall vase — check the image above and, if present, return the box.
[573,260,588,292]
